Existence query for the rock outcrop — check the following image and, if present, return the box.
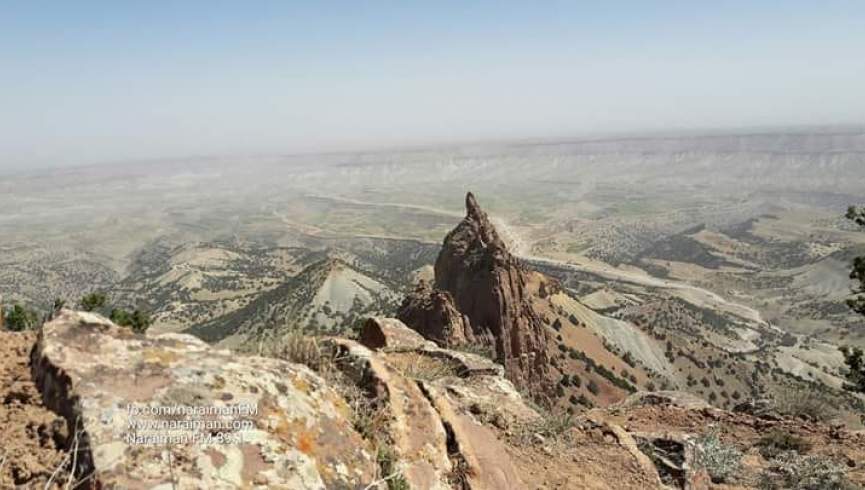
[397,284,476,347]
[31,310,378,489]
[8,312,865,489]
[348,319,537,490]
[360,316,438,352]
[399,193,551,393]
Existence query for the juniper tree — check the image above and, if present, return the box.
[842,206,865,393]
[5,304,39,331]
[79,292,108,312]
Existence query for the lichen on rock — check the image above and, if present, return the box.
[31,309,377,489]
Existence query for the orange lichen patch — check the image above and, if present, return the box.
[142,348,181,365]
[297,430,317,455]
[256,396,295,442]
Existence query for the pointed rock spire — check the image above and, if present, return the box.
[400,192,551,394]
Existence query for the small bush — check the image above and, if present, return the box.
[758,452,853,490]
[453,342,495,360]
[4,304,39,331]
[271,331,337,378]
[79,292,107,312]
[774,388,836,423]
[533,412,575,440]
[109,308,152,333]
[692,428,742,484]
[376,446,410,490]
[517,410,576,447]
[757,429,812,459]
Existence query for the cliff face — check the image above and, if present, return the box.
[400,193,551,392]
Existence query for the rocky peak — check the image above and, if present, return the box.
[403,193,551,394]
[436,193,508,284]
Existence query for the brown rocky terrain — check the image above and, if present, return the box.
[0,330,69,488]
[3,312,864,489]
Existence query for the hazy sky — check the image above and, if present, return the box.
[2,1,864,169]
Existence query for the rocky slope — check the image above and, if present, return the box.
[399,193,552,394]
[187,257,398,348]
[5,311,865,489]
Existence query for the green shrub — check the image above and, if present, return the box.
[4,304,39,331]
[110,308,152,333]
[79,292,107,312]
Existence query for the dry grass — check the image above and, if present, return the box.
[758,452,854,490]
[266,330,341,380]
[385,352,461,381]
[514,410,576,447]
[41,423,94,490]
[773,388,837,423]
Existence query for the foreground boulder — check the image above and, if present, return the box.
[360,316,437,351]
[31,310,377,489]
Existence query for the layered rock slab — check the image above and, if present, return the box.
[31,310,377,489]
[349,318,535,490]
[325,337,453,490]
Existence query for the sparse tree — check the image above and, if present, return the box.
[79,292,107,312]
[840,346,865,394]
[111,308,151,333]
[130,309,151,333]
[843,206,865,393]
[109,308,131,326]
[5,304,39,331]
[846,206,865,316]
